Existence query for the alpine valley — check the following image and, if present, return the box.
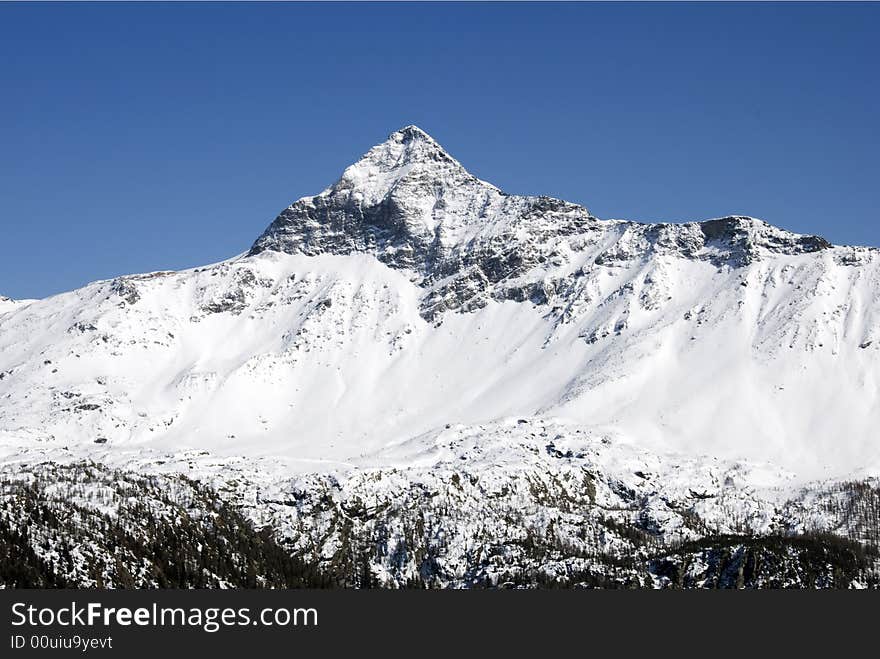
[1,127,878,588]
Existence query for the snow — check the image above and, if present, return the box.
[0,295,34,315]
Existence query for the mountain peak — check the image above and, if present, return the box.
[392,124,437,145]
[329,125,465,200]
[272,124,502,229]
[248,125,508,269]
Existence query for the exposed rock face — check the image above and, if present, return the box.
[251,126,839,319]
[110,278,141,305]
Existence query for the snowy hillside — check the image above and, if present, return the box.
[0,295,31,315]
[1,126,878,588]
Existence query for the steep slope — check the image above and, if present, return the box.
[0,126,878,480]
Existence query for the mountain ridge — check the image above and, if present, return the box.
[250,126,867,322]
[251,125,855,259]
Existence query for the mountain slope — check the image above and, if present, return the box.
[0,295,31,315]
[0,126,878,480]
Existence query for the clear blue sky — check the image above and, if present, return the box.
[1,2,877,299]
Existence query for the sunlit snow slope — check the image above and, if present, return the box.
[1,126,878,478]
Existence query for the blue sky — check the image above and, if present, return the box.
[1,2,877,299]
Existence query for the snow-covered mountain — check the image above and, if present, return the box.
[1,126,878,588]
[1,125,877,477]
